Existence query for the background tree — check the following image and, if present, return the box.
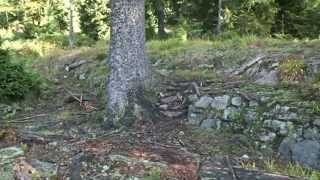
[78,0,110,40]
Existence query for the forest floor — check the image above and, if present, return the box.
[1,38,320,179]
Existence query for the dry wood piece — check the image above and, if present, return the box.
[64,88,98,112]
[5,114,48,124]
[231,54,266,76]
[64,60,88,72]
[191,82,201,96]
[225,156,238,180]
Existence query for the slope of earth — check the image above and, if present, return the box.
[1,37,320,179]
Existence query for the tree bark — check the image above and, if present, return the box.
[215,0,222,35]
[106,0,150,127]
[155,1,166,38]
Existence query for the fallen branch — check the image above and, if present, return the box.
[6,114,49,123]
[225,156,238,180]
[64,88,98,112]
[231,54,266,76]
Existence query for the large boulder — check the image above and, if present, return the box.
[279,138,320,170]
[0,147,24,180]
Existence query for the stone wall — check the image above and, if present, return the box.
[187,92,320,170]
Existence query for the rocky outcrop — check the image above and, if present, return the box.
[188,91,320,170]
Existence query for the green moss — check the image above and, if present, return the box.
[143,169,162,180]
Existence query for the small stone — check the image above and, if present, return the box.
[249,101,258,107]
[79,73,86,80]
[194,96,214,109]
[178,131,185,136]
[200,119,221,129]
[223,107,239,120]
[244,111,257,125]
[159,104,169,110]
[231,96,242,107]
[211,95,230,110]
[259,132,276,142]
[188,94,199,103]
[260,97,271,104]
[264,120,289,135]
[187,110,206,125]
[240,154,250,161]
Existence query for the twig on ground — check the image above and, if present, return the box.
[64,88,98,112]
[5,114,49,123]
[225,156,238,180]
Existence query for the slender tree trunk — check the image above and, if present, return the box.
[156,1,166,38]
[216,0,222,35]
[68,0,75,48]
[106,0,150,127]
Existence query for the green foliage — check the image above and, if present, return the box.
[143,169,162,180]
[0,49,41,101]
[279,57,306,82]
[78,0,110,40]
[263,159,319,178]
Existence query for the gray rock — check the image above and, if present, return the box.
[249,101,259,107]
[194,96,213,109]
[303,127,320,140]
[200,119,222,129]
[0,147,24,180]
[223,107,240,120]
[231,96,242,107]
[0,147,24,165]
[275,106,298,120]
[259,132,277,142]
[278,112,298,120]
[279,136,297,163]
[244,111,257,125]
[255,70,279,86]
[314,119,320,127]
[188,94,199,103]
[211,95,230,110]
[280,138,320,170]
[188,106,207,125]
[264,120,289,135]
[291,140,320,170]
[260,96,271,103]
[79,73,86,80]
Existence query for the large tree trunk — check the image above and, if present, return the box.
[106,0,150,127]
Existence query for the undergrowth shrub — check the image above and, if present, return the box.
[0,49,41,101]
[279,56,306,82]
